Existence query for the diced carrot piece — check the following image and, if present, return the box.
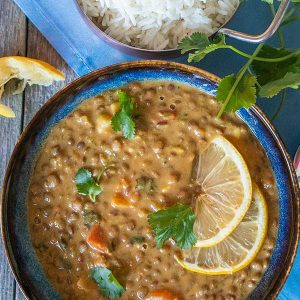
[112,192,131,207]
[86,224,110,254]
[146,290,181,300]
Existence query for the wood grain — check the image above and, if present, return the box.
[13,23,77,300]
[15,286,26,300]
[0,2,77,300]
[23,23,77,127]
[0,1,26,299]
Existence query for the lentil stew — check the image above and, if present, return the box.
[28,81,278,300]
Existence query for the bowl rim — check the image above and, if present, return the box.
[1,60,299,300]
[73,0,240,55]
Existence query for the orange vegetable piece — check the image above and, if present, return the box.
[86,224,110,254]
[112,192,132,207]
[146,289,181,300]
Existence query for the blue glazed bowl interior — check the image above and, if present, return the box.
[2,64,297,300]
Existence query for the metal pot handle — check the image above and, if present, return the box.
[218,0,290,43]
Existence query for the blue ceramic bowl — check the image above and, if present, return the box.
[1,61,299,300]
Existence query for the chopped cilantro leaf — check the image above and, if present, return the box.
[111,111,135,139]
[148,203,197,249]
[111,90,136,139]
[75,168,103,202]
[90,267,125,299]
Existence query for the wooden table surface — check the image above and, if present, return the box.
[0,1,78,299]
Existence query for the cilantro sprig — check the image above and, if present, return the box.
[178,1,300,119]
[75,164,113,202]
[148,203,197,249]
[111,90,136,139]
[75,168,103,202]
[90,267,125,299]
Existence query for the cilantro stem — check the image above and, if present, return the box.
[269,1,286,121]
[207,44,299,62]
[271,89,286,121]
[284,8,296,20]
[281,8,296,26]
[281,14,300,27]
[97,163,115,182]
[270,3,285,48]
[217,44,264,118]
[221,45,299,62]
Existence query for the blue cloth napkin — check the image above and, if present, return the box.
[12,0,300,298]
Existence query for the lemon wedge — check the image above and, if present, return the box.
[193,136,252,247]
[176,185,268,275]
[0,103,15,118]
[0,56,65,118]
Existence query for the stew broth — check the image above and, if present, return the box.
[28,81,278,300]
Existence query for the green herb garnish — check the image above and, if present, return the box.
[135,176,155,194]
[82,210,101,227]
[178,33,226,63]
[178,0,300,119]
[75,168,103,202]
[97,163,116,182]
[90,267,125,299]
[111,90,136,139]
[130,236,146,244]
[148,203,197,249]
[216,74,257,113]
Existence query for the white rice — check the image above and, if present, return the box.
[79,0,239,50]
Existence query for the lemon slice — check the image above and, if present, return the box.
[0,56,65,118]
[176,186,268,275]
[0,103,15,118]
[193,136,252,247]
